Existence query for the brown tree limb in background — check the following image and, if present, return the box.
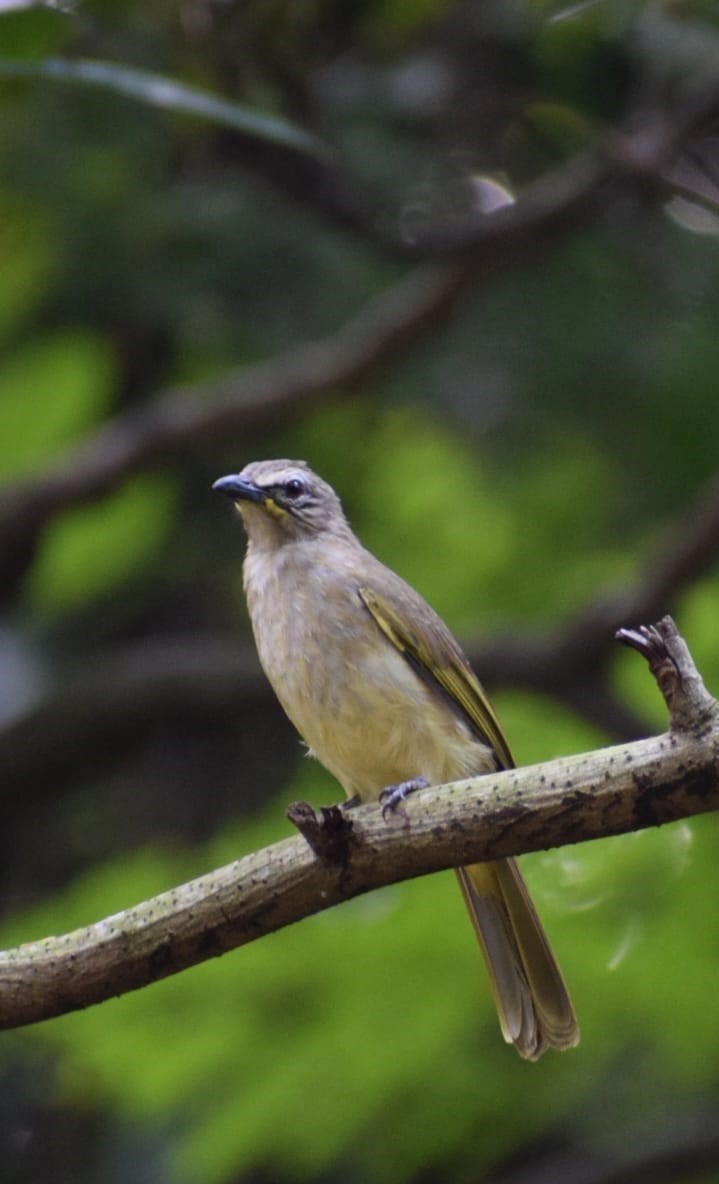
[0,639,278,807]
[233,74,719,261]
[0,617,717,1032]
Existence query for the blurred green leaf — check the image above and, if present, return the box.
[0,196,55,343]
[0,330,114,481]
[0,58,331,160]
[0,5,71,61]
[346,406,517,631]
[28,474,177,611]
[292,401,629,630]
[361,0,453,43]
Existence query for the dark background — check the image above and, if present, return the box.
[2,1,719,1181]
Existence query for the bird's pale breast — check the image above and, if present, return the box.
[243,541,495,800]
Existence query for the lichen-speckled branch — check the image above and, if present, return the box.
[0,617,717,1031]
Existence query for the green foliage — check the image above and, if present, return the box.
[533,1,637,117]
[361,0,454,45]
[0,330,114,481]
[0,7,70,62]
[0,197,56,343]
[28,474,178,612]
[292,400,631,629]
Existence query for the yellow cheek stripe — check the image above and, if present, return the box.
[263,497,286,519]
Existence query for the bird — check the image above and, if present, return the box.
[213,458,579,1060]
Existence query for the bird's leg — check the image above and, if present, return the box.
[379,776,430,821]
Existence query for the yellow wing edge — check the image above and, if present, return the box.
[358,585,514,769]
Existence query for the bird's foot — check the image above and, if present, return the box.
[379,776,430,821]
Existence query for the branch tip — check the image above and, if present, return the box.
[615,620,672,663]
[616,616,717,733]
[286,800,353,863]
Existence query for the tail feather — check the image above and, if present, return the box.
[456,858,579,1061]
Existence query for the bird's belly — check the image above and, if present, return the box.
[265,636,492,801]
[244,553,495,800]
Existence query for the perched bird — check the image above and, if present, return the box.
[213,459,579,1060]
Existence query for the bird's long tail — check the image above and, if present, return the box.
[456,857,579,1061]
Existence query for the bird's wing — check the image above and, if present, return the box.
[358,584,514,770]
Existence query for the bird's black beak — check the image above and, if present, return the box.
[212,474,265,503]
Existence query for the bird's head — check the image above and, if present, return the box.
[213,459,350,546]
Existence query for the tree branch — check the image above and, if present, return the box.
[0,638,277,808]
[0,617,717,1031]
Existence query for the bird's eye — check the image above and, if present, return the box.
[284,478,305,499]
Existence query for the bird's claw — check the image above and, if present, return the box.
[380,776,430,821]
